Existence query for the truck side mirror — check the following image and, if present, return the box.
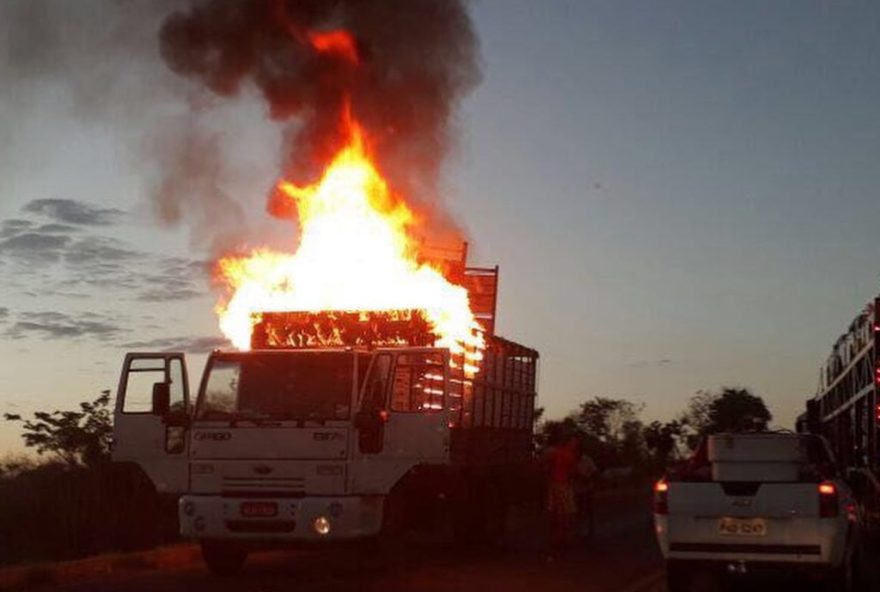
[152,382,171,416]
[355,407,386,455]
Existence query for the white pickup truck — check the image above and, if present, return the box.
[653,432,861,591]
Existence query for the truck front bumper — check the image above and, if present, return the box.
[179,495,385,542]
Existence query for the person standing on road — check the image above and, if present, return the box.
[545,434,579,550]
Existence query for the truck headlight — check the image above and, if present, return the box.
[313,516,331,536]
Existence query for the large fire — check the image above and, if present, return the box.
[215,109,484,372]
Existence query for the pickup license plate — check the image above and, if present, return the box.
[718,517,766,536]
[240,501,278,518]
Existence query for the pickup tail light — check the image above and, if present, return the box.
[653,479,669,515]
[818,481,839,518]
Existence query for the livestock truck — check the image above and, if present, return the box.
[110,262,540,574]
[799,294,880,542]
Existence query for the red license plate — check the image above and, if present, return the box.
[240,501,278,518]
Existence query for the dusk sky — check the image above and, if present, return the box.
[2,1,880,454]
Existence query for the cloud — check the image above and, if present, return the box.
[626,358,673,369]
[0,206,211,338]
[0,202,133,267]
[64,236,140,265]
[137,287,203,302]
[135,257,210,302]
[36,223,79,234]
[5,311,121,341]
[22,198,125,226]
[0,231,71,262]
[0,307,9,320]
[0,219,33,238]
[0,228,144,271]
[122,335,228,354]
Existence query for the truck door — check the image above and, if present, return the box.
[382,350,450,461]
[112,353,190,495]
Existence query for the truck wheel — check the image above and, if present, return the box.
[200,540,247,576]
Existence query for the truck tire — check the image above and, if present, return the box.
[200,540,247,576]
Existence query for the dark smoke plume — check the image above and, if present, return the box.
[159,0,481,230]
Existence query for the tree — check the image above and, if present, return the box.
[643,420,684,464]
[706,387,772,433]
[574,397,643,444]
[4,391,113,468]
[570,397,646,469]
[677,387,772,449]
[532,406,545,425]
[536,416,581,449]
[619,418,648,467]
[678,390,716,450]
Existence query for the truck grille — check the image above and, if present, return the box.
[221,476,305,498]
[226,520,296,533]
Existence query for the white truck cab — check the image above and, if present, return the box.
[112,332,539,575]
[654,432,861,591]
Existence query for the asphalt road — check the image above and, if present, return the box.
[41,491,663,592]
[25,490,880,592]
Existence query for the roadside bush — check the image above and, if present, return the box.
[0,461,179,566]
[0,392,179,566]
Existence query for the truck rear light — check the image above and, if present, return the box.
[653,479,669,515]
[819,481,838,518]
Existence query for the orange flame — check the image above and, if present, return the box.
[216,111,483,370]
[307,30,359,64]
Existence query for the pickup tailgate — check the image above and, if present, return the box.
[666,481,837,562]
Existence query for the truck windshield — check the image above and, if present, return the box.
[196,352,354,421]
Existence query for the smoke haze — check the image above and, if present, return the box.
[159,0,481,236]
[0,0,266,253]
[0,0,481,253]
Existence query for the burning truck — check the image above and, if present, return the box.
[110,1,540,572]
[113,260,538,573]
[111,24,539,573]
[112,268,538,573]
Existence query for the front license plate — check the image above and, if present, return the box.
[241,501,278,518]
[718,517,766,536]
